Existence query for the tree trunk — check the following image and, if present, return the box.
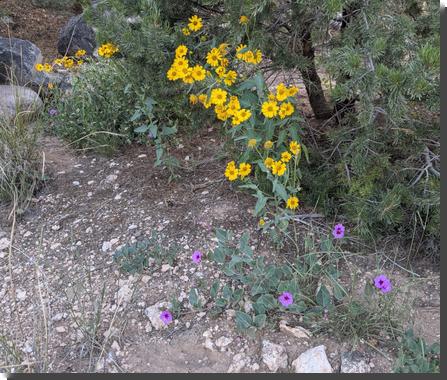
[299,27,333,120]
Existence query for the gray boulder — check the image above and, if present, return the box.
[0,37,43,86]
[0,85,43,123]
[57,14,96,57]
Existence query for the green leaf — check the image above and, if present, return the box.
[210,281,220,299]
[161,126,177,136]
[212,247,226,264]
[254,192,267,216]
[189,288,200,308]
[130,109,142,122]
[256,294,277,310]
[216,229,229,242]
[134,124,149,133]
[235,311,253,330]
[253,314,267,328]
[316,284,332,307]
[273,180,288,202]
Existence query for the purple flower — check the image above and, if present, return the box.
[48,108,58,116]
[160,310,173,325]
[332,223,345,239]
[191,250,202,264]
[374,275,392,293]
[278,291,293,307]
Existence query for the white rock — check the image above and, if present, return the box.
[161,264,172,273]
[215,336,233,348]
[0,237,10,250]
[203,338,215,351]
[105,174,118,183]
[72,181,80,186]
[16,289,26,301]
[111,341,121,352]
[279,320,311,339]
[292,345,333,373]
[228,353,250,373]
[261,340,288,372]
[144,302,171,330]
[55,326,66,333]
[52,312,68,321]
[116,283,133,304]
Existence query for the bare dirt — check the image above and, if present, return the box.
[0,0,76,60]
[0,131,440,373]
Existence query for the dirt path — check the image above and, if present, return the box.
[0,133,440,373]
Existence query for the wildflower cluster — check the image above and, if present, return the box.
[35,49,87,73]
[98,42,119,58]
[167,16,307,232]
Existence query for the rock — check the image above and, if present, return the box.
[0,85,43,122]
[116,283,133,304]
[144,302,171,330]
[203,338,215,351]
[228,353,250,373]
[0,237,10,251]
[279,320,311,339]
[340,351,370,373]
[215,336,233,348]
[0,37,42,86]
[57,15,96,57]
[55,326,66,333]
[52,312,68,322]
[292,345,333,373]
[261,340,288,372]
[16,289,27,301]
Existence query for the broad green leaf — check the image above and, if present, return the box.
[316,284,332,307]
[273,180,288,202]
[254,192,267,215]
[253,314,267,328]
[210,281,220,299]
[235,311,253,330]
[134,124,149,133]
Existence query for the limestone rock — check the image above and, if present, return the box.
[292,345,333,373]
[0,85,43,122]
[261,340,288,372]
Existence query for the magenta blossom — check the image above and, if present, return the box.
[160,310,173,325]
[278,292,293,307]
[374,275,392,293]
[191,250,202,264]
[332,223,345,239]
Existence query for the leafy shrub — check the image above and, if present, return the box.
[48,59,136,154]
[113,232,178,274]
[394,329,440,373]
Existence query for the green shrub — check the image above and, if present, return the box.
[0,118,43,214]
[49,59,136,154]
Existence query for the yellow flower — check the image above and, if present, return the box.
[206,48,222,67]
[192,65,206,81]
[182,27,191,36]
[236,44,247,59]
[215,66,226,78]
[189,94,198,105]
[238,163,252,179]
[220,58,230,68]
[264,140,273,149]
[244,50,255,63]
[98,42,118,58]
[182,68,195,84]
[175,45,188,58]
[286,196,299,210]
[218,43,229,56]
[188,15,203,32]
[290,141,301,155]
[198,94,208,104]
[173,57,189,70]
[224,70,237,86]
[271,160,287,176]
[267,92,276,101]
[259,218,265,227]
[247,139,257,148]
[254,50,262,64]
[236,108,252,123]
[225,161,239,181]
[261,100,279,118]
[167,67,181,81]
[288,85,299,97]
[215,105,230,121]
[264,157,274,169]
[276,83,288,101]
[43,63,53,72]
[279,102,295,119]
[75,49,86,58]
[53,58,64,66]
[77,60,84,66]
[281,151,292,163]
[35,63,44,72]
[63,58,74,68]
[210,88,228,105]
[231,114,242,126]
[48,82,54,90]
[239,15,249,24]
[227,96,241,115]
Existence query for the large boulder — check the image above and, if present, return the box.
[0,85,43,123]
[0,37,43,86]
[57,14,96,57]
